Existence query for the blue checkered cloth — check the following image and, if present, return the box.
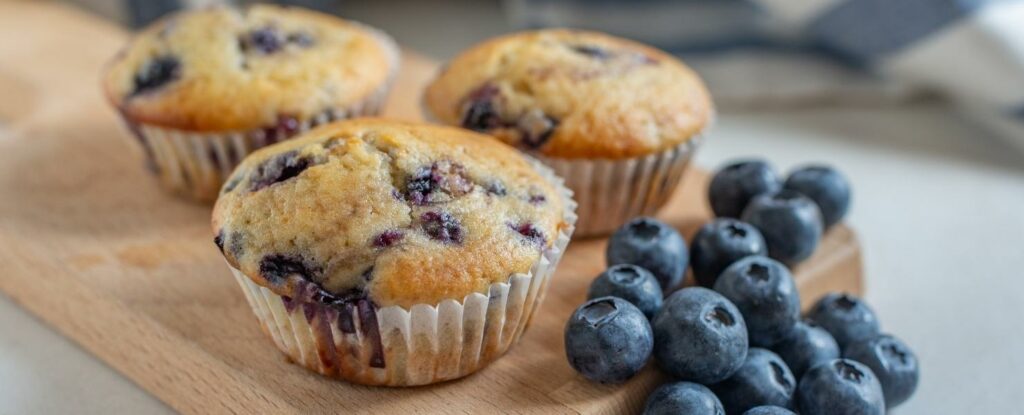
[753,0,1024,145]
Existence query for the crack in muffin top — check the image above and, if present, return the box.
[212,119,569,309]
[103,5,397,132]
[423,29,714,159]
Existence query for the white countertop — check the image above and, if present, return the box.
[3,103,1023,414]
[4,1,1024,413]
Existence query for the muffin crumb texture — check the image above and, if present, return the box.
[104,5,397,132]
[212,120,568,309]
[424,29,713,159]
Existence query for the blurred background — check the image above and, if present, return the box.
[3,0,1024,414]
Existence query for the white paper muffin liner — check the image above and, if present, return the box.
[228,160,577,386]
[537,136,701,237]
[115,26,400,203]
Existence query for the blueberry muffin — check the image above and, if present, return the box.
[103,5,399,202]
[212,119,576,386]
[423,29,713,236]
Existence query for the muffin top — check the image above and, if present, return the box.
[423,29,713,159]
[212,119,571,309]
[103,5,398,132]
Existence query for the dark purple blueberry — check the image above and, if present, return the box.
[797,359,885,415]
[712,348,796,414]
[460,83,502,131]
[784,165,851,229]
[772,320,840,378]
[517,109,558,149]
[607,217,688,291]
[509,222,546,248]
[742,190,823,264]
[213,231,225,254]
[806,293,880,349]
[652,287,748,384]
[843,334,919,408]
[564,297,653,384]
[643,382,724,415]
[131,55,181,96]
[588,264,663,319]
[245,27,283,54]
[709,160,782,218]
[405,160,473,205]
[569,44,612,59]
[714,256,801,347]
[263,115,301,143]
[528,194,546,205]
[287,31,315,47]
[248,150,316,191]
[690,218,768,288]
[259,254,319,285]
[486,180,507,196]
[420,211,464,244]
[372,230,404,248]
[226,232,244,258]
[222,175,242,194]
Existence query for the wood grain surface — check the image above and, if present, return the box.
[0,2,863,414]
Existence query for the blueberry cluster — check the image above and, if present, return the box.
[709,160,851,265]
[564,215,919,414]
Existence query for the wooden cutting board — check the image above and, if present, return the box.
[0,2,863,414]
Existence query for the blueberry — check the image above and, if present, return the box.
[509,222,546,248]
[569,44,613,60]
[213,230,225,254]
[587,264,663,319]
[606,217,687,291]
[806,293,880,349]
[712,348,796,414]
[843,334,919,408]
[259,254,319,285]
[372,230,404,248]
[564,297,653,384]
[642,382,724,415]
[420,211,464,244]
[743,406,796,415]
[690,219,768,288]
[652,287,748,384]
[245,27,283,54]
[286,31,315,47]
[516,109,558,149]
[132,55,181,96]
[263,114,301,142]
[797,359,885,415]
[248,150,316,191]
[486,180,507,196]
[405,161,473,205]
[713,256,800,347]
[709,160,782,218]
[741,190,823,264]
[461,83,502,132]
[772,320,840,378]
[784,165,851,229]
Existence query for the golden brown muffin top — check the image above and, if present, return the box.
[103,5,398,132]
[423,29,713,159]
[212,119,571,309]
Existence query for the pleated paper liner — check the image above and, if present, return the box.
[538,136,701,237]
